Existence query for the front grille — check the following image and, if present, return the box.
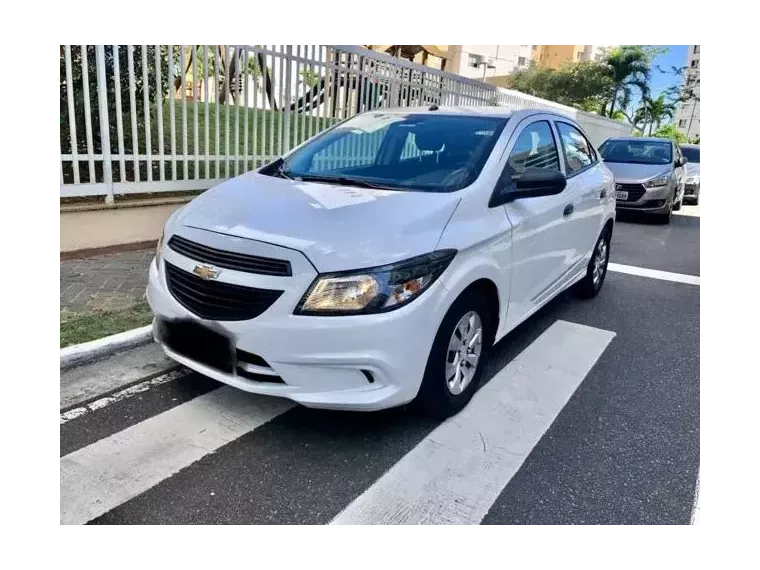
[165,262,283,321]
[616,183,646,202]
[168,234,292,276]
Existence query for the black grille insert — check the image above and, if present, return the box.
[165,262,283,321]
[168,234,292,276]
[616,183,646,202]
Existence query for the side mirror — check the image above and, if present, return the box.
[489,168,567,207]
[677,157,688,167]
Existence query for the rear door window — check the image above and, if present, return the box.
[556,122,596,175]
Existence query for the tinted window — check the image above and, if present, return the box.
[681,146,700,163]
[507,121,560,175]
[598,140,673,165]
[277,113,508,193]
[557,122,595,174]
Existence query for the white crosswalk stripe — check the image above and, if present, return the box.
[60,319,615,525]
[60,387,294,525]
[331,320,615,524]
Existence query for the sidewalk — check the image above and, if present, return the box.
[61,249,153,315]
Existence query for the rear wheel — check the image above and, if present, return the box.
[576,228,611,298]
[415,291,493,418]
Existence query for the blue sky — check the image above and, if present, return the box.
[625,45,688,120]
[649,45,688,98]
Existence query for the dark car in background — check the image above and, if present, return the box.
[598,137,687,223]
[680,144,700,205]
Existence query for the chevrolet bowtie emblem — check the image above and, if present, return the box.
[193,263,221,280]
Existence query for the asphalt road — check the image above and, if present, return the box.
[60,207,700,525]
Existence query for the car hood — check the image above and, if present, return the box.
[175,172,461,273]
[603,161,671,183]
[686,163,700,177]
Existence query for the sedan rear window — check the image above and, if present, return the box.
[599,140,673,165]
[268,113,508,192]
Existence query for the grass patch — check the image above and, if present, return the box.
[60,301,154,348]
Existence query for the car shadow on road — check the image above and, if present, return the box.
[616,210,700,228]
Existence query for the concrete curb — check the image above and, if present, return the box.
[61,325,154,370]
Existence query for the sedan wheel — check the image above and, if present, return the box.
[416,291,493,418]
[445,311,483,396]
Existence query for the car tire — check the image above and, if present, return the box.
[575,227,611,298]
[414,290,494,419]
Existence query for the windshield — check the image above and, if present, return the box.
[681,146,700,163]
[599,140,673,165]
[265,112,508,192]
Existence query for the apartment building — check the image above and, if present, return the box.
[674,45,700,139]
[365,40,531,77]
[533,45,616,69]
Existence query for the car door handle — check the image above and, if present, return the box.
[563,204,574,216]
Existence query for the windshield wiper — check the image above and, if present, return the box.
[295,174,395,190]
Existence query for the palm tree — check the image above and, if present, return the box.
[644,94,676,135]
[603,46,651,118]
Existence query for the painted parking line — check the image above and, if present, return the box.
[608,263,700,286]
[689,466,705,528]
[331,320,615,525]
[60,387,294,525]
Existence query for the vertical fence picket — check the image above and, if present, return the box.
[180,45,188,180]
[224,45,231,178]
[95,45,113,202]
[268,46,275,163]
[168,44,177,180]
[81,46,96,183]
[283,45,292,153]
[193,45,199,180]
[243,47,250,171]
[142,45,153,182]
[64,45,80,184]
[204,46,210,179]
[156,46,165,181]
[252,45,259,169]
[214,46,220,178]
[233,47,240,176]
[112,45,125,184]
[127,46,139,183]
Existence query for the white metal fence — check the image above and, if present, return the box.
[60,44,630,202]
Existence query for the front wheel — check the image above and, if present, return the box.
[415,291,493,418]
[575,228,611,298]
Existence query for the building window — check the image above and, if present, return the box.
[578,52,586,61]
[691,59,699,68]
[518,56,526,66]
[693,45,700,54]
[468,54,479,68]
[679,119,687,127]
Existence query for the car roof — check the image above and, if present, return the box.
[680,143,699,149]
[604,136,674,144]
[371,106,575,122]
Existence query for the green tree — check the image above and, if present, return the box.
[652,124,688,143]
[300,69,320,89]
[601,45,655,118]
[633,93,677,135]
[504,61,613,112]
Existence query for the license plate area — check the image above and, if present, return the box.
[615,190,629,200]
[158,318,234,373]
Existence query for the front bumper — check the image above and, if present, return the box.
[147,252,443,411]
[615,181,675,214]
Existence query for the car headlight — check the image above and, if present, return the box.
[686,175,700,184]
[295,250,457,315]
[155,228,165,263]
[645,174,671,188]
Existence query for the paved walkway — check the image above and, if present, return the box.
[61,249,154,314]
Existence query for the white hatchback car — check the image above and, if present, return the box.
[148,107,616,418]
